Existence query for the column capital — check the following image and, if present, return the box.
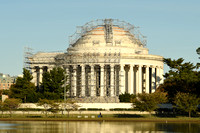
[90,64,95,67]
[120,65,124,71]
[150,65,156,68]
[110,64,115,67]
[99,64,105,67]
[144,65,150,68]
[73,65,79,69]
[80,64,85,67]
[135,64,142,67]
[120,64,126,68]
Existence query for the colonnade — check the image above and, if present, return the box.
[66,64,163,97]
[31,66,49,87]
[31,64,163,97]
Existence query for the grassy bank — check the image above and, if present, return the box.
[0,114,200,122]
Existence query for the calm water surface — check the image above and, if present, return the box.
[0,121,200,133]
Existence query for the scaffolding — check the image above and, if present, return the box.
[57,47,122,101]
[26,53,121,103]
[23,47,34,71]
[69,19,147,47]
[104,19,113,44]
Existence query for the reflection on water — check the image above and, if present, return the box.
[0,121,200,133]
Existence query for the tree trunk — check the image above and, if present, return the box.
[62,110,64,116]
[24,96,26,103]
[45,110,48,117]
[1,111,3,118]
[9,110,12,117]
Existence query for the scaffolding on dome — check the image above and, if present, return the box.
[69,19,147,47]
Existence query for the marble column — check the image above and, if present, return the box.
[130,65,134,94]
[104,66,107,96]
[115,66,120,96]
[110,65,115,96]
[133,66,137,94]
[156,67,160,88]
[120,65,125,94]
[138,65,142,93]
[100,65,104,96]
[65,66,70,85]
[39,67,43,85]
[145,65,149,93]
[151,66,156,93]
[72,65,77,96]
[160,66,164,84]
[31,68,37,86]
[81,65,85,97]
[90,65,95,96]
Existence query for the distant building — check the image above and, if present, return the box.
[0,73,16,90]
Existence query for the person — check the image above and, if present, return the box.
[98,112,102,118]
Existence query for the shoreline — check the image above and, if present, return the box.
[0,117,200,123]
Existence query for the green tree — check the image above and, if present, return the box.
[132,91,167,117]
[40,67,67,100]
[119,93,136,103]
[196,47,200,57]
[174,92,200,118]
[197,47,200,67]
[4,98,21,117]
[0,102,7,117]
[158,58,199,102]
[2,90,9,95]
[0,90,2,101]
[9,68,38,103]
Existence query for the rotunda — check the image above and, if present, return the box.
[29,19,163,102]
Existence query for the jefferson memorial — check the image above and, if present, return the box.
[29,19,163,102]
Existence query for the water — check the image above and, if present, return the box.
[0,121,200,133]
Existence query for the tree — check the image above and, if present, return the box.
[197,47,200,67]
[196,47,200,57]
[119,93,136,103]
[174,92,200,118]
[132,91,167,117]
[60,99,79,117]
[158,58,199,102]
[40,67,67,100]
[37,99,51,117]
[4,98,21,117]
[0,102,8,117]
[48,101,59,117]
[9,68,38,103]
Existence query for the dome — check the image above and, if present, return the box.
[67,19,148,54]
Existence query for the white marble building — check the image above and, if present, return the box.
[29,19,163,102]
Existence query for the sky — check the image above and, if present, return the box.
[0,0,199,76]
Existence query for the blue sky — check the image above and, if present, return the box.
[0,0,199,76]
